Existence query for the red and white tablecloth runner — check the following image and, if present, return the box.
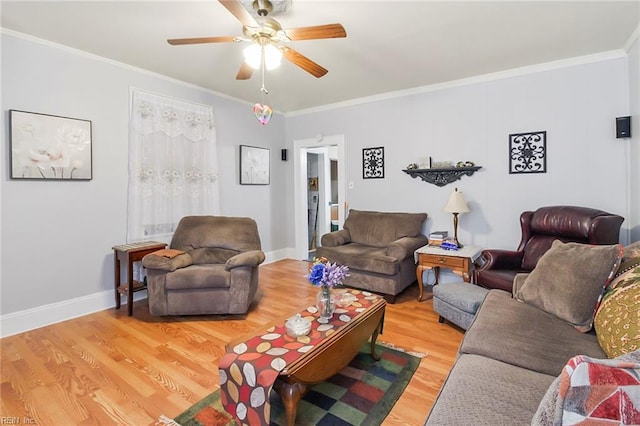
[218,289,380,425]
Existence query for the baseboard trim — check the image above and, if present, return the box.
[0,249,291,338]
[0,289,147,338]
[264,248,297,263]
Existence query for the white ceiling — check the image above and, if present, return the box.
[2,1,639,113]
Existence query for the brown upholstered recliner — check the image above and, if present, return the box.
[474,206,623,293]
[316,209,429,302]
[142,216,265,316]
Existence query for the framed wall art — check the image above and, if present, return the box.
[308,177,319,191]
[240,145,270,185]
[363,146,384,179]
[509,131,547,174]
[9,110,92,180]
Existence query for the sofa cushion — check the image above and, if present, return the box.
[190,247,239,264]
[425,354,556,426]
[514,240,623,332]
[343,210,427,248]
[460,290,606,377]
[532,350,640,425]
[315,244,400,276]
[595,283,640,358]
[170,216,262,253]
[165,264,230,290]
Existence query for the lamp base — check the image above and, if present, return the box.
[451,213,463,249]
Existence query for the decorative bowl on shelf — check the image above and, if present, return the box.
[285,314,311,337]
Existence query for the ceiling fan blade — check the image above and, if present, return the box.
[168,36,237,45]
[283,47,328,78]
[284,24,346,41]
[219,0,258,28]
[236,62,254,80]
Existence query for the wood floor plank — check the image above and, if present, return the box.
[0,259,463,425]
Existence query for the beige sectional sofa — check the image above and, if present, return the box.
[425,241,640,425]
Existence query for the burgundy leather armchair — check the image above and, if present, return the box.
[474,206,624,292]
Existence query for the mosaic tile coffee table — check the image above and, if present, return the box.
[219,289,386,426]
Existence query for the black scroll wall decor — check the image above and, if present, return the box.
[363,147,384,179]
[509,131,546,174]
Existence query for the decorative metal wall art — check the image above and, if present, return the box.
[509,131,547,174]
[363,147,384,179]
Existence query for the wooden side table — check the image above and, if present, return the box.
[113,241,166,316]
[414,245,483,301]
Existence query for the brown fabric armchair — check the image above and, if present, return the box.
[474,206,623,292]
[142,216,265,316]
[316,209,428,302]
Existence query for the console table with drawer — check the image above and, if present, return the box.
[414,245,483,301]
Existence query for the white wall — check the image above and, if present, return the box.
[627,31,640,242]
[285,57,632,251]
[0,32,286,322]
[1,30,637,336]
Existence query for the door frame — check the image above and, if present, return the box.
[293,135,346,260]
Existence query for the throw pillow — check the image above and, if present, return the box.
[609,242,640,291]
[514,240,623,332]
[532,351,640,425]
[622,240,640,258]
[595,283,640,358]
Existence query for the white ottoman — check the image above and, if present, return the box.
[433,282,490,330]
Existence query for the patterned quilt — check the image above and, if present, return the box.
[534,350,640,425]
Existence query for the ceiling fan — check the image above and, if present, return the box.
[167,0,347,80]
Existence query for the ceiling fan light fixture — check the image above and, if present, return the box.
[243,43,282,70]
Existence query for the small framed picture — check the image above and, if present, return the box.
[240,145,270,185]
[308,177,318,191]
[10,110,92,180]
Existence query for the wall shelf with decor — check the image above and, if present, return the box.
[403,166,482,187]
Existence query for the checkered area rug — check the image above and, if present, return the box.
[162,344,422,426]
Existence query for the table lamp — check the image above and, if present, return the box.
[443,187,470,248]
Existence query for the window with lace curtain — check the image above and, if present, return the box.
[127,89,220,242]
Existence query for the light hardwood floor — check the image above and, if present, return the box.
[0,259,463,425]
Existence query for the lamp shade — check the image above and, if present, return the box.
[443,188,470,214]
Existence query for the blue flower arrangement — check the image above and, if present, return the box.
[307,257,349,288]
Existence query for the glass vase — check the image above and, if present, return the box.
[316,286,335,319]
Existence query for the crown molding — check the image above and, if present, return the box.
[0,28,267,111]
[286,49,628,117]
[1,27,630,119]
[624,23,640,52]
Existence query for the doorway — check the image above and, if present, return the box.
[293,135,346,261]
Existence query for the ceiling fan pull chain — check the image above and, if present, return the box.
[260,44,269,95]
[252,41,273,125]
